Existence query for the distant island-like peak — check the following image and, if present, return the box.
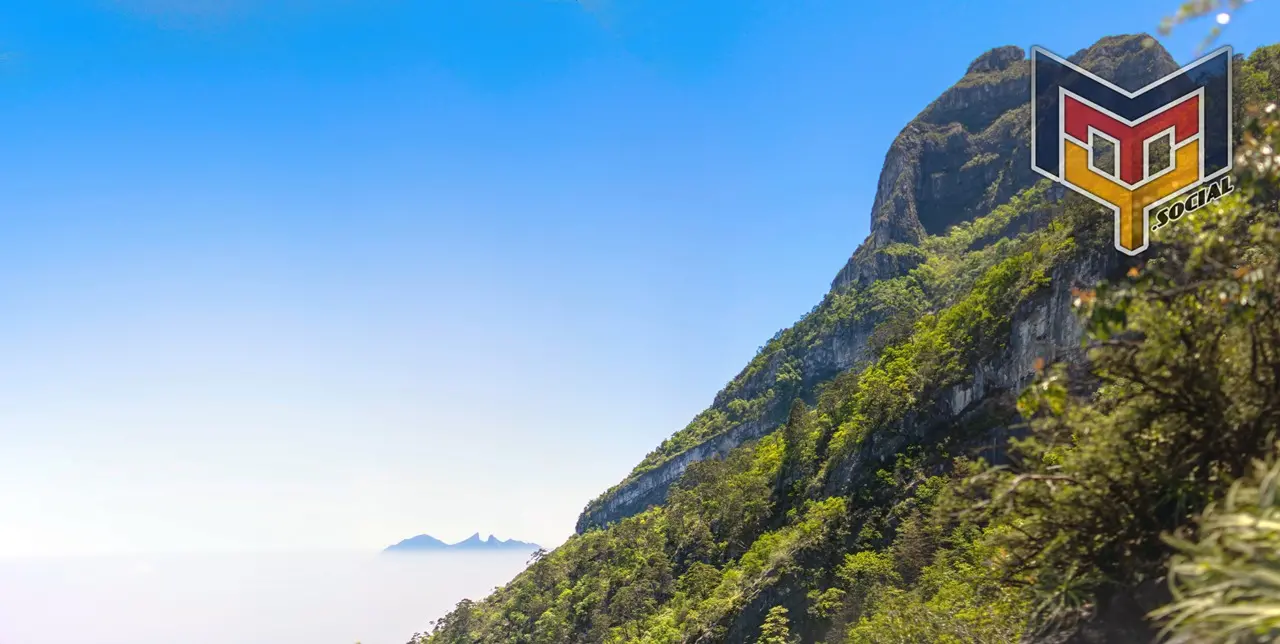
[383,532,540,553]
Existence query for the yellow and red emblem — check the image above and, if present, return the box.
[1030,45,1234,255]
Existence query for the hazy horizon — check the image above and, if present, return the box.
[0,528,550,559]
[0,550,531,644]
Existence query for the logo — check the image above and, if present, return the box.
[1030,45,1234,255]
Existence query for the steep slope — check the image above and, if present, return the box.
[577,35,1177,535]
[419,38,1280,644]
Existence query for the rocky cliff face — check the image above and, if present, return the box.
[824,240,1117,497]
[577,35,1177,535]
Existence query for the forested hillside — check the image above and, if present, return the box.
[415,33,1280,644]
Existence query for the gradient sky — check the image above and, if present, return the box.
[0,0,1276,558]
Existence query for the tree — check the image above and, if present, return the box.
[757,606,799,644]
[424,599,478,642]
[778,399,813,498]
[1153,444,1280,643]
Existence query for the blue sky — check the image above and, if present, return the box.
[0,0,1276,557]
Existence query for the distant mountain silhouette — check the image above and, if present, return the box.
[383,532,540,553]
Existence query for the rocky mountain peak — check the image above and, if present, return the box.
[1069,34,1178,91]
[966,45,1024,74]
[830,35,1178,292]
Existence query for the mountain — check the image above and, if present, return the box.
[383,533,540,553]
[384,534,449,551]
[418,35,1280,644]
[576,34,1179,536]
[448,533,541,552]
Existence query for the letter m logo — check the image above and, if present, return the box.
[1030,45,1233,255]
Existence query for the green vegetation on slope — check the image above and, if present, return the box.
[418,43,1280,644]
[591,184,1058,512]
[414,182,1096,642]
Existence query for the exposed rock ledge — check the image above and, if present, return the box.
[576,416,774,534]
[577,312,881,533]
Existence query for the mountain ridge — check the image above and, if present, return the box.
[383,532,540,553]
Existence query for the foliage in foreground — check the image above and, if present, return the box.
[1153,446,1280,643]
